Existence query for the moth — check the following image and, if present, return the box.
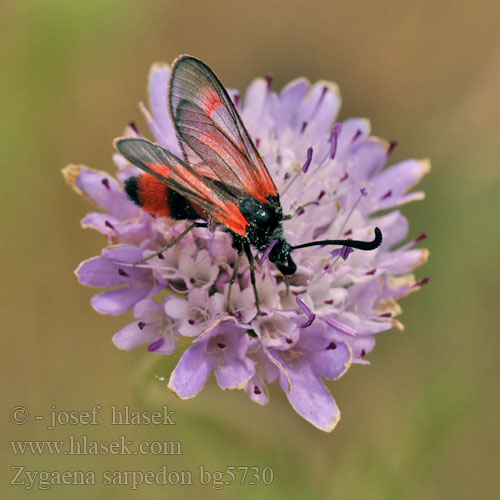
[115,55,381,311]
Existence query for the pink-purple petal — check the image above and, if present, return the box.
[379,248,429,274]
[168,343,212,399]
[245,376,269,405]
[101,245,144,264]
[164,296,189,320]
[336,118,370,156]
[81,213,122,236]
[279,359,341,432]
[75,167,137,218]
[296,81,341,133]
[215,357,254,390]
[147,64,177,147]
[311,341,352,380]
[76,256,127,287]
[112,322,150,350]
[152,335,177,355]
[91,287,149,315]
[348,138,389,181]
[276,77,309,126]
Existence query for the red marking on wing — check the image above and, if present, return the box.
[197,130,268,202]
[116,138,250,237]
[200,87,223,117]
[146,162,249,236]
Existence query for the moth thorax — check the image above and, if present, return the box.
[240,197,279,229]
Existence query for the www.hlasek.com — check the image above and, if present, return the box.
[10,465,274,490]
[10,435,182,456]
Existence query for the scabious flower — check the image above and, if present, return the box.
[63,62,429,431]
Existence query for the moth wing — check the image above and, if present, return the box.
[169,55,278,204]
[115,138,249,236]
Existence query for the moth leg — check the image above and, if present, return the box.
[133,222,207,266]
[227,246,243,314]
[283,274,290,296]
[282,201,319,220]
[244,242,261,315]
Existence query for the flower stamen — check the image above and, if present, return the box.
[281,147,313,195]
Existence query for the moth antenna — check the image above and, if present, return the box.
[292,227,382,251]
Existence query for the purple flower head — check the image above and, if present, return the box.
[64,59,429,431]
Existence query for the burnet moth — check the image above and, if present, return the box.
[115,55,382,312]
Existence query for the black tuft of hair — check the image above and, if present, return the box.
[124,176,142,206]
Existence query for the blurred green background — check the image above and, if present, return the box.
[2,0,499,498]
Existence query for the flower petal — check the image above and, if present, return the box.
[311,340,352,380]
[245,375,269,406]
[242,78,268,126]
[91,287,148,315]
[215,357,254,390]
[153,334,177,355]
[63,165,136,217]
[348,137,389,181]
[81,213,122,236]
[101,245,144,264]
[253,312,299,349]
[274,355,340,432]
[369,159,431,210]
[295,81,341,134]
[164,296,189,320]
[379,248,430,274]
[276,77,309,127]
[147,63,178,149]
[168,343,212,399]
[76,256,126,287]
[336,118,371,156]
[134,298,163,319]
[112,322,150,350]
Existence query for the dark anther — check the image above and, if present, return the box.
[387,140,398,155]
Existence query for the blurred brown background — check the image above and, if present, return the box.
[1,0,499,498]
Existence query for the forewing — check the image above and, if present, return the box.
[115,138,249,236]
[168,55,278,204]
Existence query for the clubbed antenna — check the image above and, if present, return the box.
[292,227,382,251]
